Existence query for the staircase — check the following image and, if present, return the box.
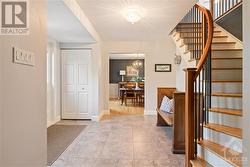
[171,2,243,167]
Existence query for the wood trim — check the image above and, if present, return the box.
[204,123,242,139]
[211,93,242,97]
[199,140,242,167]
[173,92,185,154]
[194,4,214,75]
[210,0,214,18]
[212,80,242,83]
[212,57,242,60]
[190,157,213,167]
[209,108,242,116]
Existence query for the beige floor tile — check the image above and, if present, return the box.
[50,115,184,167]
[51,157,95,167]
[133,159,155,167]
[154,158,184,167]
[100,141,134,160]
[117,160,133,167]
[133,142,170,160]
[93,159,118,167]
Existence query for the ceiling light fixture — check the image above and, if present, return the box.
[132,53,143,69]
[121,6,145,24]
[132,59,143,69]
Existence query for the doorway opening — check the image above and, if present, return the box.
[108,53,145,119]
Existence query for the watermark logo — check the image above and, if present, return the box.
[223,139,247,164]
[0,0,29,35]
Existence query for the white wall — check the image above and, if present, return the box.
[61,0,106,119]
[0,0,47,166]
[198,0,210,9]
[243,0,250,166]
[175,46,196,92]
[47,39,61,127]
[103,39,176,115]
[109,84,119,99]
[0,29,3,165]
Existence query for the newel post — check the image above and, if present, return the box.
[184,68,197,167]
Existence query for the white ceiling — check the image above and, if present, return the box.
[76,0,197,41]
[48,0,95,43]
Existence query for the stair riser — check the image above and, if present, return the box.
[177,28,220,33]
[177,24,202,28]
[197,145,235,167]
[180,32,221,37]
[183,37,228,43]
[212,59,242,68]
[212,37,228,42]
[208,112,242,129]
[212,50,242,58]
[211,96,242,110]
[212,70,242,80]
[188,44,236,50]
[212,82,242,94]
[212,44,236,49]
[177,29,203,32]
[204,128,242,153]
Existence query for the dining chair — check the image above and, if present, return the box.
[137,90,144,106]
[124,83,136,106]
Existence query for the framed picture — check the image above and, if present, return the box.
[155,64,171,72]
[126,66,139,76]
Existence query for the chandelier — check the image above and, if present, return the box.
[132,60,143,69]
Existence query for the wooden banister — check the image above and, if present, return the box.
[195,4,214,75]
[178,4,214,167]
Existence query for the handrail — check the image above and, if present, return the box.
[195,4,214,76]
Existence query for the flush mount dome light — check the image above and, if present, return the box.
[121,6,145,24]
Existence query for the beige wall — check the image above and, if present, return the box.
[0,1,47,166]
[103,39,176,115]
[243,0,250,166]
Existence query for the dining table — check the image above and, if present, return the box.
[119,87,144,105]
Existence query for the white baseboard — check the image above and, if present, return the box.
[47,116,61,127]
[92,109,110,122]
[144,110,157,115]
[91,116,99,122]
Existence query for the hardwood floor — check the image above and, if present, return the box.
[100,99,144,121]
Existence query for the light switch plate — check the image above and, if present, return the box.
[13,47,35,66]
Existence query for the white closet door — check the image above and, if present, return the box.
[61,49,91,119]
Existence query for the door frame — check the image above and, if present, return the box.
[108,52,146,114]
[60,48,92,120]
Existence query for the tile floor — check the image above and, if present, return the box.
[51,115,184,167]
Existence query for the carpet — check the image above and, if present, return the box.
[47,124,86,166]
